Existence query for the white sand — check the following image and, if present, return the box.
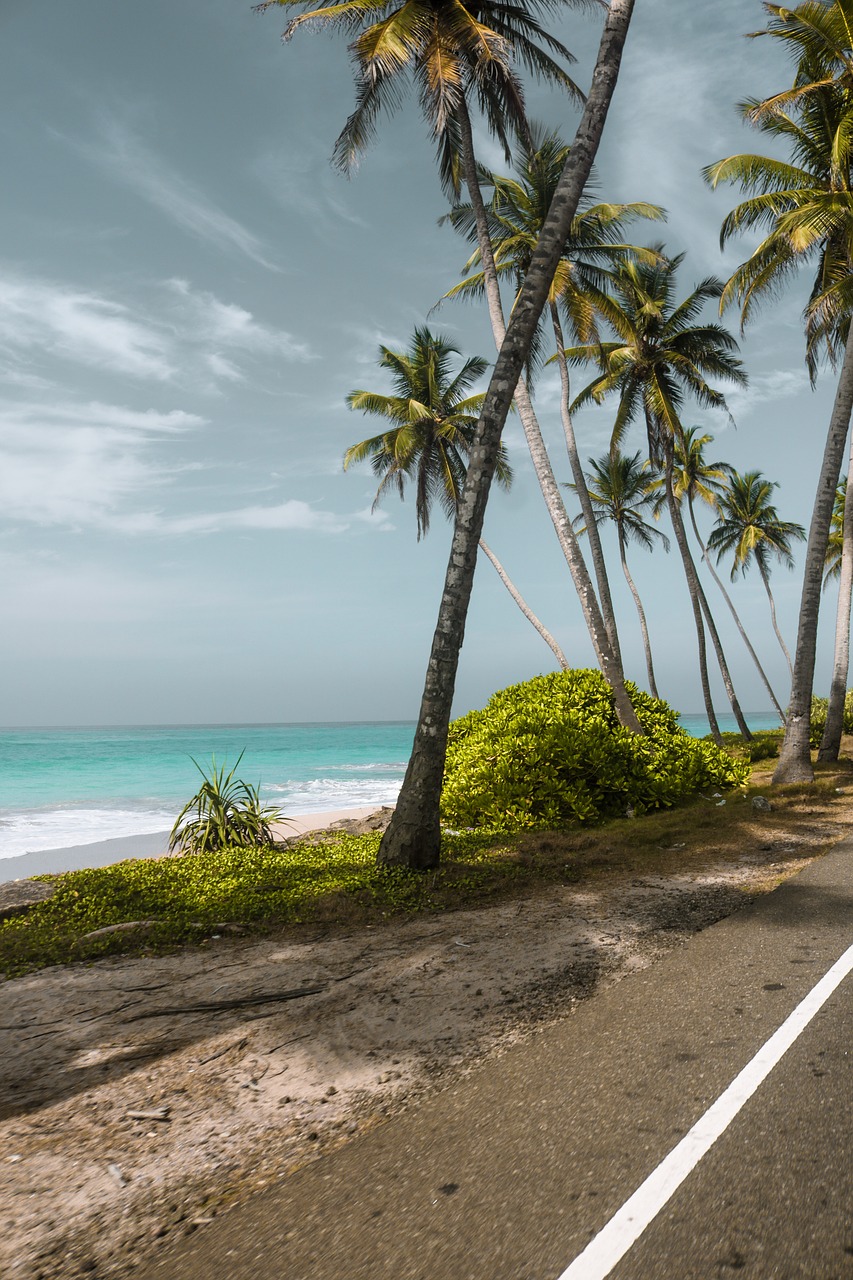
[0,805,390,881]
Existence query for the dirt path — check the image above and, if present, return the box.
[1,798,849,1280]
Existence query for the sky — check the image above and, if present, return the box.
[0,0,843,726]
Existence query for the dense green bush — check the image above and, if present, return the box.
[809,691,853,747]
[441,670,749,831]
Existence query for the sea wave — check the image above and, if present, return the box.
[264,776,403,814]
[0,806,177,858]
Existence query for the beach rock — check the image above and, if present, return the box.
[327,806,396,836]
[0,878,57,920]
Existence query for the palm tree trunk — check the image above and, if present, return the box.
[818,433,853,762]
[687,501,783,722]
[550,301,622,663]
[377,0,636,867]
[478,537,569,670]
[454,96,638,728]
[695,577,753,740]
[617,526,660,699]
[774,328,853,784]
[757,560,794,679]
[664,455,723,745]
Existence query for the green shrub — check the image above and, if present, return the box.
[169,754,284,855]
[809,691,853,747]
[748,732,781,763]
[440,670,749,832]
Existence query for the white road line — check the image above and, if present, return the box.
[557,938,853,1280]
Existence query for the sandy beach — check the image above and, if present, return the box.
[0,806,387,882]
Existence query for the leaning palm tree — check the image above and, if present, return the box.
[819,471,853,758]
[706,471,806,675]
[345,327,568,668]
[705,11,853,782]
[262,0,638,867]
[668,429,787,721]
[568,252,751,745]
[441,124,664,668]
[573,450,669,698]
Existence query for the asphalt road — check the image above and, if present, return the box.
[136,838,853,1280]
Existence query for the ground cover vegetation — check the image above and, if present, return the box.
[9,738,853,980]
[254,0,853,866]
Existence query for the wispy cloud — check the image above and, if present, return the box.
[0,268,315,389]
[0,398,202,527]
[0,274,174,380]
[253,143,370,232]
[0,396,388,536]
[726,369,810,420]
[63,119,279,271]
[166,278,314,364]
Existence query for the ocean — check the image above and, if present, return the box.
[0,712,782,860]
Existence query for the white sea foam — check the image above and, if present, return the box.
[265,776,403,813]
[0,807,177,858]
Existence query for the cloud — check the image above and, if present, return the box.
[166,278,315,363]
[726,369,810,420]
[254,145,370,232]
[0,396,386,537]
[0,274,174,380]
[63,120,279,271]
[123,500,350,536]
[0,398,203,528]
[0,268,315,390]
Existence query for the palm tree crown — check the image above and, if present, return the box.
[579,450,670,554]
[256,0,585,193]
[705,73,853,375]
[344,326,509,537]
[441,125,664,376]
[567,252,747,464]
[707,471,807,581]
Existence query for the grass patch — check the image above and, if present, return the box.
[3,747,851,980]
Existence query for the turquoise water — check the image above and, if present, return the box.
[0,723,415,857]
[0,712,782,858]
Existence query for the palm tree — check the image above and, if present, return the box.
[441,125,664,670]
[345,327,569,668]
[568,253,751,745]
[706,470,805,674]
[262,0,637,866]
[704,9,853,782]
[824,475,847,583]
[573,450,669,698]
[819,470,853,758]
[668,430,787,722]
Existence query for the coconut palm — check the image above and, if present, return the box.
[819,470,853,757]
[262,0,637,867]
[707,471,805,673]
[667,430,787,722]
[441,124,664,667]
[567,252,751,745]
[825,475,848,583]
[573,450,669,698]
[704,12,853,781]
[345,327,568,668]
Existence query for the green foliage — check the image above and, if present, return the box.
[0,830,523,976]
[441,670,750,831]
[169,754,284,855]
[809,691,853,747]
[747,731,781,763]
